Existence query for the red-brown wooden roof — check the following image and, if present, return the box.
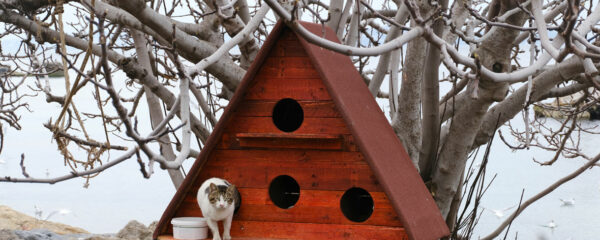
[154,21,449,240]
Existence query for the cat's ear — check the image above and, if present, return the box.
[226,184,237,195]
[209,183,218,192]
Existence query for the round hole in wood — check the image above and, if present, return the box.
[272,98,303,132]
[340,187,374,222]
[269,175,300,209]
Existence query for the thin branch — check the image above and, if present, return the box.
[1,148,137,184]
[480,152,600,240]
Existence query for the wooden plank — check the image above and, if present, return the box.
[157,235,174,240]
[236,133,341,139]
[272,40,307,57]
[163,219,406,239]
[236,135,343,150]
[280,29,299,41]
[245,78,330,100]
[262,57,314,69]
[190,164,382,192]
[184,188,395,209]
[177,188,402,227]
[218,133,359,151]
[158,236,283,240]
[223,117,349,135]
[211,149,365,164]
[229,221,408,239]
[208,150,366,168]
[219,133,341,150]
[233,100,341,118]
[254,66,320,79]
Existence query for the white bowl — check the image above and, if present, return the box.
[171,217,208,240]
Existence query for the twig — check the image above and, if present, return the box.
[481,152,600,240]
[19,153,29,178]
[2,148,137,184]
[43,122,128,151]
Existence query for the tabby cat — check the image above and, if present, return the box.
[197,178,241,240]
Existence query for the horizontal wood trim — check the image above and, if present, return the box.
[223,117,349,135]
[211,149,365,164]
[234,100,341,118]
[256,66,320,79]
[280,29,300,41]
[262,57,314,69]
[160,220,407,240]
[191,164,382,192]
[236,134,343,150]
[219,133,358,151]
[177,188,402,227]
[272,40,307,57]
[245,78,330,100]
[208,150,367,168]
[231,220,407,239]
[236,133,341,139]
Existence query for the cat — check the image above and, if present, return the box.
[197,178,241,240]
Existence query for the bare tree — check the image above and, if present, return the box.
[1,0,599,237]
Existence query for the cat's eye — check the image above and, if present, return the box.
[340,187,374,222]
[272,98,303,132]
[269,175,300,209]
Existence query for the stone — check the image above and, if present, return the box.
[0,206,88,235]
[0,229,23,240]
[116,220,152,240]
[14,229,66,240]
[147,221,157,232]
[80,235,121,240]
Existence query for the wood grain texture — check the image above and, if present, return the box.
[236,133,344,150]
[189,163,382,191]
[177,188,402,227]
[211,149,365,164]
[155,23,447,240]
[223,117,349,135]
[233,100,341,118]
[245,78,330,100]
[161,220,408,239]
[219,133,354,150]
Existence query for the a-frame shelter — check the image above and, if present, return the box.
[154,21,449,240]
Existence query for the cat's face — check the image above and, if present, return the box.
[207,183,236,209]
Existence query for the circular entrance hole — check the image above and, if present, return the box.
[340,187,374,222]
[272,98,303,132]
[269,175,300,209]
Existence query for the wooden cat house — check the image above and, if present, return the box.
[153,21,449,240]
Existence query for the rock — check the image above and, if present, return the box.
[0,206,88,235]
[147,221,157,233]
[0,229,23,240]
[116,220,152,240]
[80,235,121,240]
[14,229,66,240]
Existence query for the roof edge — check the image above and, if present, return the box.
[294,21,450,240]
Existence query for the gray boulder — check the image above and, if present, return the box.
[0,229,23,240]
[116,221,152,240]
[13,229,65,240]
